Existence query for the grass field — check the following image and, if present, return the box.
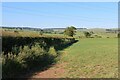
[58,38,118,78]
[2,28,118,78]
[2,28,118,38]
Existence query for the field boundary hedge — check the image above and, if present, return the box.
[2,36,75,55]
[2,36,76,78]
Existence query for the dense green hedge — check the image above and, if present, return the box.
[2,36,76,78]
[2,44,56,78]
[2,36,75,55]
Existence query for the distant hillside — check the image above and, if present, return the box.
[2,26,42,31]
[44,28,87,31]
[1,26,119,33]
[88,28,106,33]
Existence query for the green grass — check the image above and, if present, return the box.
[75,31,117,38]
[2,30,40,37]
[2,29,118,78]
[59,38,118,78]
[2,28,117,38]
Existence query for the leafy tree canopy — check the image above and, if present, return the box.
[64,26,76,37]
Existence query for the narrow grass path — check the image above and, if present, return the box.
[59,38,118,78]
[31,38,118,78]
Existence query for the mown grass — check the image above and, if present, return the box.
[59,38,118,78]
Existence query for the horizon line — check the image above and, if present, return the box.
[1,26,118,29]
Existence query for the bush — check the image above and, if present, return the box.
[48,46,57,57]
[14,30,19,33]
[2,43,58,78]
[2,53,23,78]
[83,31,91,38]
[39,30,43,35]
[97,36,102,38]
[17,45,47,70]
[2,36,75,55]
[2,36,76,78]
[12,46,22,55]
[118,32,120,38]
[94,35,102,38]
[90,37,94,38]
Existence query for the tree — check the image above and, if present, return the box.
[84,31,91,38]
[39,30,43,35]
[90,31,94,34]
[118,32,120,38]
[64,26,76,37]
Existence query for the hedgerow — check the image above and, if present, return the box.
[2,36,75,55]
[2,36,76,78]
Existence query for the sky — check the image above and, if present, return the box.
[2,2,118,28]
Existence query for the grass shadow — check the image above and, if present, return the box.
[21,56,56,79]
[2,54,57,79]
[55,40,79,51]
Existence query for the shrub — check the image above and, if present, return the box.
[17,44,47,70]
[14,30,19,33]
[2,36,75,55]
[83,31,91,38]
[2,42,59,78]
[2,53,23,78]
[97,36,102,38]
[48,46,57,57]
[2,36,76,78]
[94,35,102,38]
[39,30,43,35]
[118,32,120,38]
[12,46,22,55]
[90,37,94,38]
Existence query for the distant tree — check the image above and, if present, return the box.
[39,30,43,35]
[54,31,57,34]
[84,31,91,38]
[64,26,76,37]
[14,30,19,34]
[90,31,94,34]
[19,28,23,30]
[118,32,120,38]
